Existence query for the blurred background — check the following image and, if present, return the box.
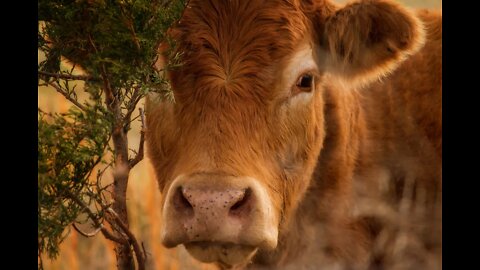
[38,0,441,269]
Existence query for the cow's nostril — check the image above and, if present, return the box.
[229,188,252,215]
[173,186,193,213]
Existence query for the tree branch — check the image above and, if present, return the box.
[38,70,96,81]
[107,208,146,270]
[72,222,102,237]
[119,2,141,51]
[129,108,146,169]
[161,0,179,9]
[42,80,87,111]
[100,66,116,111]
[142,242,148,260]
[123,86,142,131]
[99,60,136,270]
[38,245,45,270]
[65,190,128,245]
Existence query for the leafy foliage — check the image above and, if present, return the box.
[38,101,111,258]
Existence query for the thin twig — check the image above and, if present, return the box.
[100,224,129,245]
[42,80,87,111]
[123,85,142,130]
[96,163,113,191]
[129,107,146,169]
[38,245,44,270]
[97,172,114,196]
[69,63,76,74]
[119,2,141,51]
[107,208,146,270]
[38,108,51,115]
[82,153,106,189]
[126,113,142,127]
[139,107,146,130]
[127,20,141,51]
[64,190,128,245]
[100,66,116,111]
[88,34,99,54]
[161,0,178,9]
[89,33,118,113]
[38,70,96,81]
[72,222,102,237]
[142,242,148,260]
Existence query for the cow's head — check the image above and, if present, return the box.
[147,0,424,267]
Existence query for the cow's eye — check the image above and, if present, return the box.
[294,73,314,93]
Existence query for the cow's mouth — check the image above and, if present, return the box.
[184,241,258,267]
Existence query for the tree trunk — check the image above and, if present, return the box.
[112,127,135,270]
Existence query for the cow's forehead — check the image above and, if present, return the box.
[170,0,311,103]
[177,0,308,60]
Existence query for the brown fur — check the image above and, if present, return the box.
[146,0,441,269]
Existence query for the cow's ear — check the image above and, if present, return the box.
[319,0,425,86]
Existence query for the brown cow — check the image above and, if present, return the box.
[146,0,442,269]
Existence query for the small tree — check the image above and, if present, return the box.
[38,1,186,269]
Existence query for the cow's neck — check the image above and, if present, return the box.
[253,83,370,268]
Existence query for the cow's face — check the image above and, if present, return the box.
[147,0,425,267]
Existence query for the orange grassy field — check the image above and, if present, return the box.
[38,1,441,269]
